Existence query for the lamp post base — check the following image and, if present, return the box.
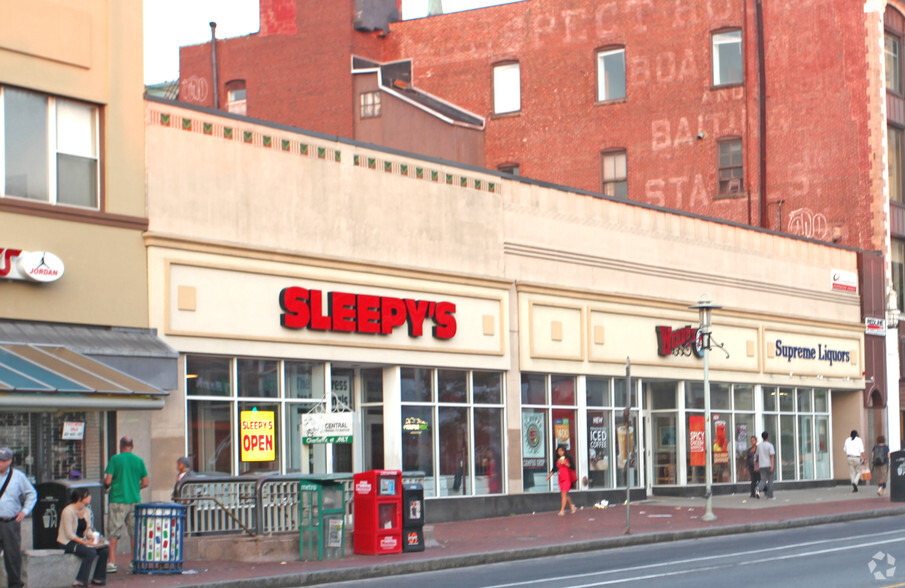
[702,495,717,521]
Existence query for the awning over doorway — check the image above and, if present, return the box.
[0,343,168,410]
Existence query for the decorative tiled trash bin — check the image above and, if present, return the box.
[132,503,186,574]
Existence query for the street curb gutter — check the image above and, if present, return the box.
[181,506,905,587]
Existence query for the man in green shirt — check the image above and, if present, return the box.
[103,436,148,573]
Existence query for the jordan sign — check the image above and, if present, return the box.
[0,248,64,283]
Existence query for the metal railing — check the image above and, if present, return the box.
[175,472,425,537]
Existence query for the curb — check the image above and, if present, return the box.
[172,506,905,587]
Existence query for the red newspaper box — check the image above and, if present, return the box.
[353,470,402,555]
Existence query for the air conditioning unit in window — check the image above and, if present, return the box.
[727,178,741,193]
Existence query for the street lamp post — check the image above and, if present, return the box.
[690,294,721,522]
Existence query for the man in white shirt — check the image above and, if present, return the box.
[843,430,866,492]
[756,432,776,499]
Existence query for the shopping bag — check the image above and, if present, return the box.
[861,465,872,481]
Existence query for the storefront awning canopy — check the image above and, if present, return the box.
[0,343,167,410]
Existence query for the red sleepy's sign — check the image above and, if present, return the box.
[279,287,457,340]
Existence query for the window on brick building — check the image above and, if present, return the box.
[493,62,520,115]
[360,91,381,118]
[888,33,902,93]
[893,240,905,320]
[597,48,626,102]
[717,138,743,196]
[225,80,247,115]
[890,127,904,203]
[712,30,742,86]
[600,149,627,199]
[498,163,520,176]
[2,86,99,208]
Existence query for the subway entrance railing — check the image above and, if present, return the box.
[174,472,425,537]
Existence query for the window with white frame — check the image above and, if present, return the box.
[493,62,520,114]
[360,91,381,118]
[226,80,247,115]
[711,30,743,86]
[597,48,626,102]
[2,86,99,208]
[887,32,902,93]
[601,149,627,199]
[401,367,505,497]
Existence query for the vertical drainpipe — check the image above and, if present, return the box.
[210,22,219,110]
[756,0,768,228]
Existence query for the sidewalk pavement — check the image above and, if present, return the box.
[106,486,905,588]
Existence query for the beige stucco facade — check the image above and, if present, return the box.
[145,99,866,500]
[0,1,169,513]
[0,0,150,327]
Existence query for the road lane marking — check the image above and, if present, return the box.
[484,527,905,588]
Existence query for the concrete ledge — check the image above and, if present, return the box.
[0,548,87,588]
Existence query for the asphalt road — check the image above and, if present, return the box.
[322,514,905,588]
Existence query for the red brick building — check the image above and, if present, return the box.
[178,1,905,444]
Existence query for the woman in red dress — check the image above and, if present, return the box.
[546,445,577,516]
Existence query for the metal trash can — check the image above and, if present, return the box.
[33,480,104,549]
[401,483,424,552]
[890,450,905,502]
[132,503,186,574]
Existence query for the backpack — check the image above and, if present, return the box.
[873,445,889,466]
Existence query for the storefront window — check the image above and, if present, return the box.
[402,368,433,402]
[361,369,384,471]
[587,409,612,488]
[779,387,795,412]
[711,383,730,410]
[285,361,325,400]
[815,415,830,478]
[733,385,754,411]
[475,407,504,495]
[187,355,230,397]
[438,406,470,496]
[587,377,611,407]
[797,389,812,412]
[762,387,777,412]
[734,413,756,483]
[521,373,546,404]
[779,414,796,480]
[551,375,575,405]
[237,359,278,397]
[238,401,281,474]
[473,371,502,404]
[402,404,434,476]
[521,407,548,492]
[438,369,467,403]
[799,415,814,480]
[0,412,101,484]
[286,403,322,473]
[189,400,231,474]
[654,413,677,485]
[401,368,505,497]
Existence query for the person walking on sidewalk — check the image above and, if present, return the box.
[546,445,578,516]
[104,436,149,574]
[843,430,866,493]
[0,447,37,588]
[746,436,761,498]
[756,432,775,499]
[872,435,890,496]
